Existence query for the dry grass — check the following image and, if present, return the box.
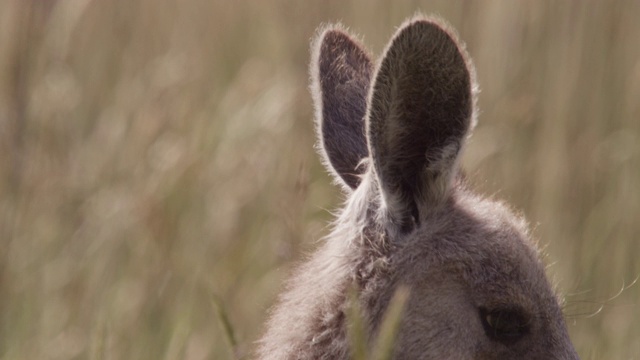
[1,1,639,359]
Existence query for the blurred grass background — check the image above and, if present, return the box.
[0,0,639,359]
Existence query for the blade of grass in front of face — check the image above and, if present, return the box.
[346,286,368,360]
[371,286,410,360]
[89,312,108,360]
[164,315,191,360]
[213,294,238,359]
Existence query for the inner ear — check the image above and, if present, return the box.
[366,16,476,229]
[312,26,373,190]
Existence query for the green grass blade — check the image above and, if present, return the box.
[372,286,410,360]
[212,294,238,358]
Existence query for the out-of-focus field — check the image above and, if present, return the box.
[0,1,638,359]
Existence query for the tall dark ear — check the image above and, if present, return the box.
[367,16,477,231]
[311,25,373,191]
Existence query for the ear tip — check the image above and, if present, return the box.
[312,23,347,49]
[401,13,455,31]
[390,13,479,106]
[310,25,375,92]
[310,24,347,91]
[318,25,349,40]
[394,14,463,46]
[312,24,370,59]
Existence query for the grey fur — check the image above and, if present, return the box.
[257,15,579,359]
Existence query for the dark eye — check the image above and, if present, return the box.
[479,307,530,344]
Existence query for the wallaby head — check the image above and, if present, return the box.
[258,15,579,359]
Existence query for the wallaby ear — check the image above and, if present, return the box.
[367,16,477,231]
[311,25,373,191]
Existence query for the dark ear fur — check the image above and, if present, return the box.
[367,16,477,231]
[311,25,373,190]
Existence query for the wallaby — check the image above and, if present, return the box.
[257,15,580,359]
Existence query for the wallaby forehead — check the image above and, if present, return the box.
[397,194,550,294]
[408,194,533,253]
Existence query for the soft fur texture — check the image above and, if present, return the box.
[257,15,579,359]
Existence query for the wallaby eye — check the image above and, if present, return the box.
[479,307,530,344]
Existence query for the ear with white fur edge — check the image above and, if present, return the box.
[366,15,478,233]
[311,24,374,191]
